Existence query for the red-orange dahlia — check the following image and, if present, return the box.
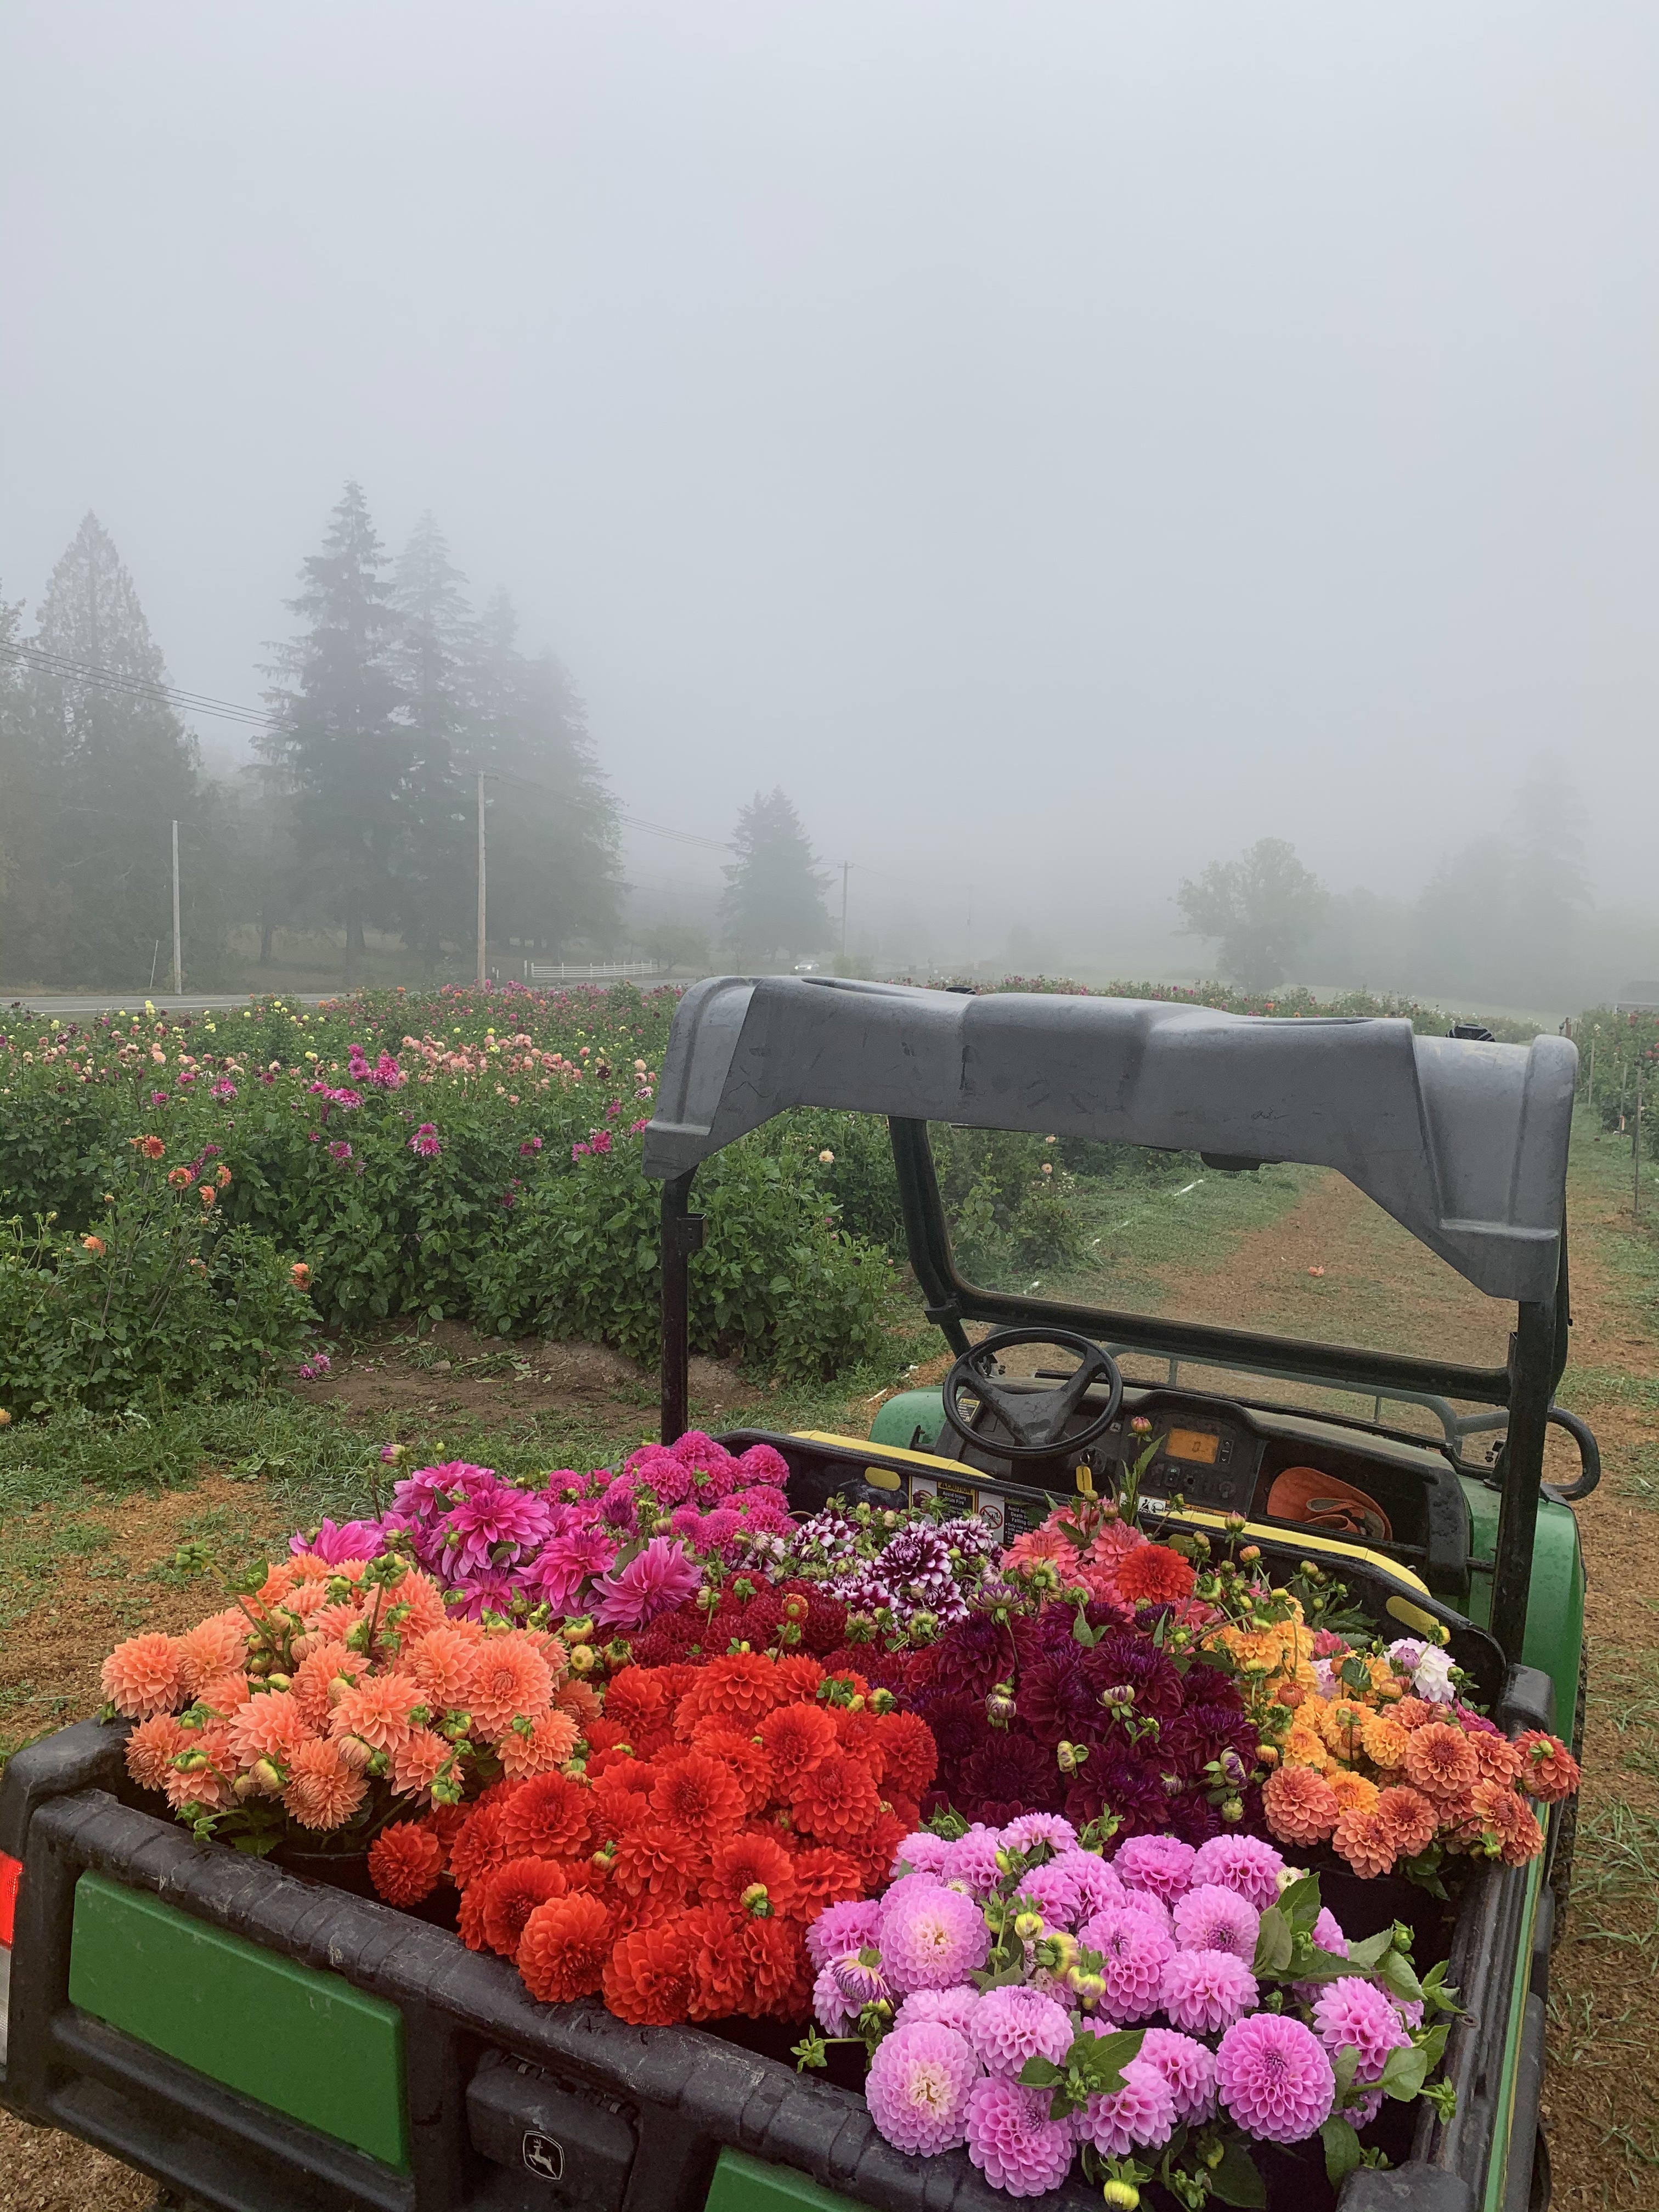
[368,1822,444,1906]
[831,1708,888,1783]
[603,1668,673,1739]
[1514,1730,1581,1804]
[690,1729,774,1813]
[449,1799,512,1888]
[676,1654,785,1734]
[791,1750,879,1843]
[518,1893,612,2002]
[483,1857,569,1956]
[708,1831,799,1917]
[758,1702,838,1792]
[785,1848,866,1915]
[685,1905,750,2019]
[1113,1544,1197,1606]
[458,1881,492,1951]
[498,1772,591,1861]
[771,1655,827,1702]
[647,1751,745,1842]
[603,1922,699,2025]
[611,1813,702,1897]
[874,1711,939,1801]
[738,1916,812,2019]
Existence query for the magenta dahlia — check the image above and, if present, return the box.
[1216,2013,1335,2144]
[1159,1948,1259,2036]
[1074,2057,1176,2157]
[963,2079,1076,2197]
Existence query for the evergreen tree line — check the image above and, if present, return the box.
[0,487,623,987]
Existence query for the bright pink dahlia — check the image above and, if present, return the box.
[591,1537,701,1629]
[963,2079,1076,2197]
[1078,1906,1173,2021]
[1216,2013,1335,2144]
[1311,1977,1412,2084]
[1113,1833,1197,1903]
[941,1826,1005,1895]
[1136,2029,1218,2126]
[867,2023,980,2157]
[1075,2058,1176,2157]
[805,1898,883,1973]
[1172,1883,1260,1962]
[968,1985,1075,2077]
[1052,1850,1125,1920]
[880,1882,992,1994]
[1159,1948,1260,2036]
[520,1528,618,1614]
[1189,1834,1285,1913]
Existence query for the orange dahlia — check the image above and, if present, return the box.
[1333,1805,1396,1879]
[281,1739,368,1831]
[1327,1769,1379,1817]
[290,1642,360,1729]
[1470,1733,1523,1787]
[1402,1724,1481,1802]
[125,1713,187,1790]
[388,1573,451,1642]
[791,1750,879,1843]
[405,1626,482,1713]
[1262,1762,1340,1846]
[483,1857,569,1956]
[1359,1713,1410,1771]
[498,1708,580,1781]
[389,1725,454,1800]
[1372,1784,1439,1859]
[469,1638,555,1741]
[603,1922,700,2025]
[368,1822,444,1906]
[556,1677,602,1727]
[101,1632,185,1720]
[498,1771,590,1861]
[176,1613,248,1691]
[758,1702,838,1792]
[329,1672,422,1753]
[227,1689,317,1768]
[518,1893,612,2002]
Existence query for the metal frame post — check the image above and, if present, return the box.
[1489,1299,1557,1663]
[659,1171,703,1444]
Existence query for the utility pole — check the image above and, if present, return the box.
[171,820,182,996]
[840,861,849,963]
[476,771,488,986]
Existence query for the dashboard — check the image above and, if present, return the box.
[956,1388,1263,1516]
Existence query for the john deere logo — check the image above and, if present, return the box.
[522,2132,565,2181]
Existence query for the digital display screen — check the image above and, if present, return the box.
[1166,1426,1221,1466]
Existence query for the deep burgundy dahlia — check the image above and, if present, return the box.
[915,1691,992,1779]
[1017,1655,1104,1746]
[959,1732,1059,1820]
[927,1613,1017,1700]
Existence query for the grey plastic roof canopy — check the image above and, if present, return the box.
[641,977,1578,1304]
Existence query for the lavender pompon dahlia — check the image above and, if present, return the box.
[1189,1834,1285,1913]
[1311,1978,1413,2083]
[1001,1812,1079,1855]
[806,1898,882,1973]
[1113,1833,1197,1903]
[968,1985,1076,2076]
[880,1881,992,1994]
[1074,2058,1177,2157]
[895,1985,981,2036]
[1136,2028,1218,2126]
[1215,2013,1335,2144]
[1159,1949,1260,2036]
[1171,1883,1260,1962]
[1078,1906,1173,2021]
[812,1961,859,2035]
[963,2079,1076,2197]
[867,2023,980,2157]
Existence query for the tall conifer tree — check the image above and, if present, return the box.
[719,788,832,964]
[390,512,473,966]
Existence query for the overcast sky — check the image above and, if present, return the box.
[3,3,1656,945]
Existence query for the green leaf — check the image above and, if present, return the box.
[1018,2057,1065,2088]
[1345,1928,1394,1971]
[1211,2141,1268,2208]
[1277,1872,1322,1931]
[1333,2045,1360,2101]
[1294,1944,1363,1985]
[1376,1948,1425,2006]
[1376,2041,1432,2101]
[1321,2117,1363,2185]
[1070,2027,1144,2095]
[1252,1905,1294,1978]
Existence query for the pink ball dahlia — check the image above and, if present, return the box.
[1190,1835,1285,1914]
[1159,1948,1260,2036]
[866,2023,980,2157]
[969,1985,1076,2077]
[1216,2013,1335,2144]
[941,1826,1005,1895]
[893,1830,951,1878]
[1015,1859,1083,1931]
[895,1985,981,2036]
[963,2079,1077,2197]
[1172,1882,1260,1962]
[1113,1833,1197,1903]
[1078,1906,1173,2021]
[1001,1813,1079,1855]
[1074,2057,1176,2157]
[1117,1887,1173,1936]
[805,1898,883,1972]
[1136,2028,1218,2126]
[1311,1977,1412,2084]
[881,1881,992,1994]
[1052,1850,1125,1920]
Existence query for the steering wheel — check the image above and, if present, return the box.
[940,1327,1124,1463]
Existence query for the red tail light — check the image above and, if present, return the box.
[0,1853,21,1946]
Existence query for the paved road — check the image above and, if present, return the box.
[2,991,335,1019]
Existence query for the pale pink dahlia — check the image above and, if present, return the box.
[1113,1833,1196,1903]
[895,1986,981,2036]
[1074,2057,1176,2157]
[1171,1883,1260,1962]
[866,2023,980,2157]
[1189,1835,1285,1913]
[963,2079,1076,2197]
[968,1985,1075,2076]
[1216,2013,1335,2144]
[880,1882,992,1994]
[1136,2029,1218,2126]
[1159,1948,1259,2036]
[1078,1906,1173,2021]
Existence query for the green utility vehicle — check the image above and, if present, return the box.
[0,978,1594,2212]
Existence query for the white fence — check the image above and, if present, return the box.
[524,960,665,983]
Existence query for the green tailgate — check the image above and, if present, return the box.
[67,1872,409,2170]
[706,2147,865,2212]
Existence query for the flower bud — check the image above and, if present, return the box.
[568,1645,598,1675]
[1013,1911,1044,1941]
[265,1671,291,1692]
[1102,2183,1141,2210]
[741,1883,773,1918]
[1221,1794,1244,1822]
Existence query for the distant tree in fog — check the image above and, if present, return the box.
[258,482,411,986]
[1177,836,1327,989]
[391,512,475,967]
[0,515,219,986]
[720,788,832,965]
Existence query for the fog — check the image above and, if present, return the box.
[4,3,1658,1003]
